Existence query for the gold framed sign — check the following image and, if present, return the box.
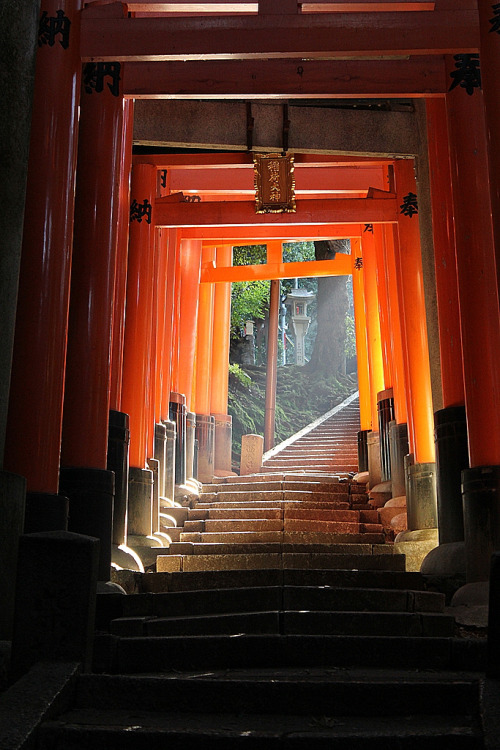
[254,153,296,214]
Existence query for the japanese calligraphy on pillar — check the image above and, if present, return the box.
[354,257,364,270]
[83,62,122,97]
[254,154,296,214]
[38,9,71,49]
[130,199,152,224]
[449,54,481,95]
[400,192,418,218]
[490,3,500,33]
[364,224,374,233]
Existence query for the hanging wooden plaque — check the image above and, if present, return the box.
[254,153,296,214]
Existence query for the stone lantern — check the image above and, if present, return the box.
[286,288,315,365]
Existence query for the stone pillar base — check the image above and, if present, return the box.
[406,460,438,531]
[367,430,381,487]
[420,540,466,580]
[60,467,114,582]
[128,467,153,539]
[462,465,500,583]
[154,422,167,498]
[163,419,176,505]
[169,394,186,486]
[107,409,129,547]
[394,528,439,572]
[0,471,26,640]
[434,405,468,545]
[186,411,196,481]
[212,413,233,473]
[196,414,215,483]
[389,421,408,499]
[147,457,160,534]
[357,429,370,473]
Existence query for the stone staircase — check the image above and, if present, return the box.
[34,396,488,748]
[261,394,360,475]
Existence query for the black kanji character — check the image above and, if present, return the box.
[83,62,121,97]
[354,257,363,270]
[364,224,373,233]
[130,198,152,224]
[159,170,168,189]
[400,192,418,218]
[38,9,71,49]
[449,54,481,95]
[489,3,500,33]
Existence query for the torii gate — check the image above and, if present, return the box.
[4,0,500,590]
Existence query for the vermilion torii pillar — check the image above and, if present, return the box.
[426,96,469,550]
[59,47,127,579]
[446,56,500,582]
[393,159,437,532]
[121,163,156,539]
[382,224,409,500]
[5,0,82,530]
[176,238,203,481]
[195,244,216,483]
[210,244,234,475]
[351,239,371,474]
[360,226,385,487]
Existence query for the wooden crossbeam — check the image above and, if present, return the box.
[201,254,353,282]
[123,56,446,98]
[81,9,478,61]
[184,223,364,239]
[154,197,398,226]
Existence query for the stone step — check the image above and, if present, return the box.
[38,670,483,749]
[202,481,284,493]
[189,508,284,520]
[157,552,406,573]
[68,670,479,715]
[194,500,351,510]
[169,540,388,554]
[109,609,455,637]
[98,586,446,625]
[95,633,487,673]
[116,568,429,593]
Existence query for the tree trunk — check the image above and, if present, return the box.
[306,240,349,374]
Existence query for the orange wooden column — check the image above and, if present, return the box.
[210,244,233,473]
[382,225,407,427]
[195,245,216,416]
[446,62,500,468]
[121,163,157,470]
[350,239,371,433]
[4,0,82,494]
[426,98,464,409]
[61,55,125,471]
[360,228,385,431]
[478,0,500,293]
[446,56,500,580]
[211,245,233,416]
[194,245,216,482]
[110,100,134,413]
[264,279,281,453]
[161,229,180,422]
[373,225,393,390]
[176,239,203,412]
[394,160,435,466]
[155,228,169,425]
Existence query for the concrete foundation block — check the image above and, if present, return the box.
[10,531,99,679]
[240,434,264,475]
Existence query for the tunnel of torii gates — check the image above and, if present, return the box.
[6,0,500,598]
